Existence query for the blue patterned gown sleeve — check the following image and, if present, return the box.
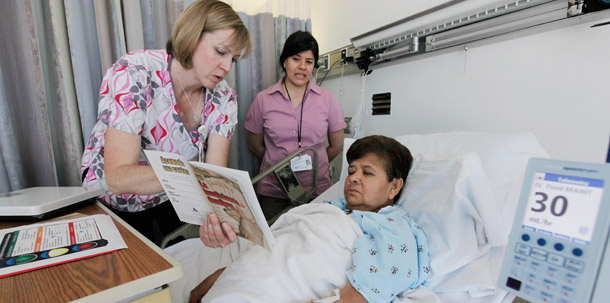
[326,198,431,303]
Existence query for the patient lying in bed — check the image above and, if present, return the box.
[170,131,547,303]
[191,135,431,303]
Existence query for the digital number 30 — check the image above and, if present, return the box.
[531,192,568,216]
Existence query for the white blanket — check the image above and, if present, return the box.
[168,203,440,303]
[201,203,441,303]
[202,203,362,303]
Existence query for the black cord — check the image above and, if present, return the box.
[317,60,342,86]
[591,21,610,28]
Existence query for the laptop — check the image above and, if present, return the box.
[0,187,102,220]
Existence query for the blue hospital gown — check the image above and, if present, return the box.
[326,198,431,303]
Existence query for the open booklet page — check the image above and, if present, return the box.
[0,214,127,278]
[145,150,274,250]
[145,150,213,225]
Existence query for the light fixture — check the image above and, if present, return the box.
[349,0,610,70]
[425,0,567,51]
[375,37,419,62]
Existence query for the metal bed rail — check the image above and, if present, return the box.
[251,146,318,205]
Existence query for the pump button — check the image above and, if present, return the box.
[554,243,564,251]
[572,248,583,257]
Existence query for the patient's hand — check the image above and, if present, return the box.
[188,267,226,303]
[200,213,238,248]
[338,283,367,303]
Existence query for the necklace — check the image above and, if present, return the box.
[176,74,204,123]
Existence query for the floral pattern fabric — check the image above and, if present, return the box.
[81,49,238,212]
[326,198,431,303]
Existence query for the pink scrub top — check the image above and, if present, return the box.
[81,50,238,212]
[245,78,346,199]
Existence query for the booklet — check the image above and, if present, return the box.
[145,150,274,250]
[0,214,127,278]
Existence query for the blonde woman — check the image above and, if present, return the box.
[81,0,251,245]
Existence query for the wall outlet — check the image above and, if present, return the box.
[340,48,349,65]
[321,54,330,71]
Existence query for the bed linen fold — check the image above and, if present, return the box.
[202,203,363,302]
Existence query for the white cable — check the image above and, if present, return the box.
[339,63,345,100]
[215,228,243,265]
[350,72,368,139]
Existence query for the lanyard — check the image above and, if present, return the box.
[283,81,308,148]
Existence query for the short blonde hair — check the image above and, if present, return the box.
[166,0,251,68]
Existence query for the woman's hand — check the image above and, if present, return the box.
[199,213,238,248]
[338,283,367,303]
[188,267,226,303]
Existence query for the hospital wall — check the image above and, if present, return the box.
[311,0,610,163]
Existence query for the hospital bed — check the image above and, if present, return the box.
[166,131,550,303]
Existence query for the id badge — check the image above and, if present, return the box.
[290,154,313,172]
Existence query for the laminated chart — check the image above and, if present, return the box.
[0,214,126,277]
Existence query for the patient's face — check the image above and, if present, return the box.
[344,152,401,212]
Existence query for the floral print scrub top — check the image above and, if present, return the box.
[327,198,431,303]
[81,50,238,212]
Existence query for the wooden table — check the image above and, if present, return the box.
[0,202,183,302]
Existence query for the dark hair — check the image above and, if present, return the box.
[346,135,413,200]
[279,30,319,72]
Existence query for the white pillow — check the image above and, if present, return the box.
[398,152,505,294]
[393,131,549,230]
[339,131,549,230]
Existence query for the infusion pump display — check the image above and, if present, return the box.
[522,172,603,245]
[498,158,610,303]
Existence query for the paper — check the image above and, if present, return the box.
[0,214,127,278]
[145,150,213,225]
[145,150,275,250]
